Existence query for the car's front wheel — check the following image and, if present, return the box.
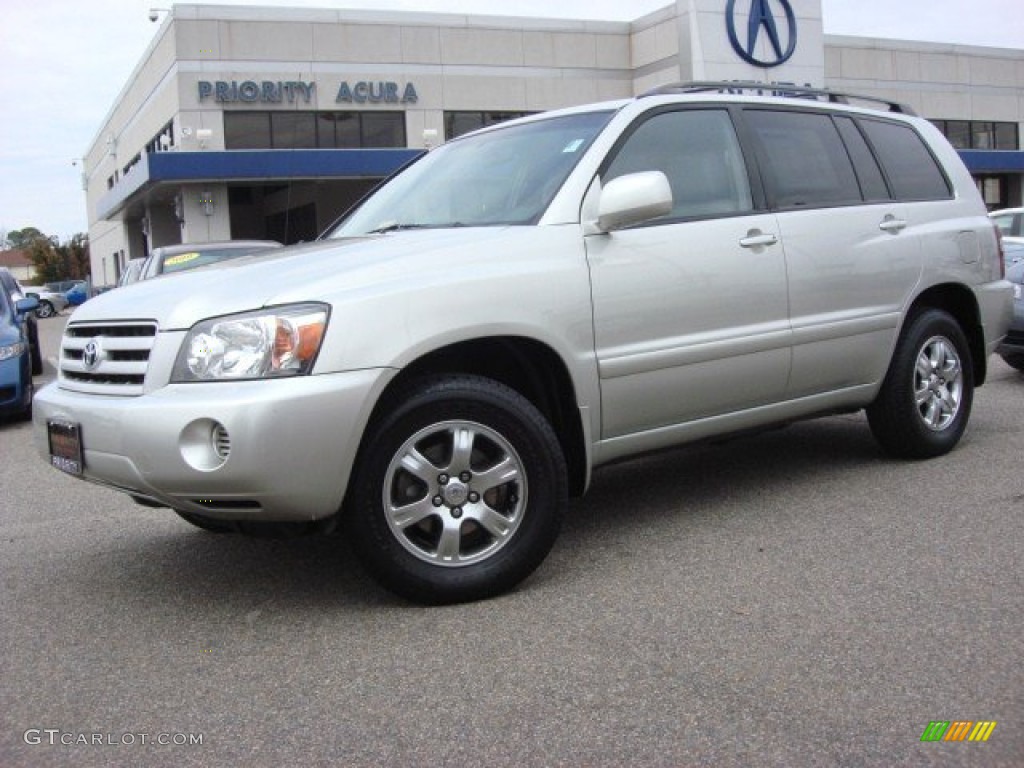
[28,319,43,375]
[867,308,974,459]
[35,301,55,319]
[347,375,567,604]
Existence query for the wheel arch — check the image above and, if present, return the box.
[362,336,589,497]
[907,283,987,387]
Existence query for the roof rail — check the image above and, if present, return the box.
[639,81,917,116]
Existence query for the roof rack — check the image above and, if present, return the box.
[639,81,917,116]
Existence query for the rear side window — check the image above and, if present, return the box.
[745,110,862,209]
[834,116,891,202]
[859,119,952,201]
[603,109,754,222]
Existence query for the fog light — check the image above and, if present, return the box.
[180,419,230,471]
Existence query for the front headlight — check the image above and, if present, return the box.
[0,342,27,362]
[171,304,329,382]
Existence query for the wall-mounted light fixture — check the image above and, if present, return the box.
[196,128,213,149]
[199,191,214,216]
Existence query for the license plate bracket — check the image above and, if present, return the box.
[48,420,84,476]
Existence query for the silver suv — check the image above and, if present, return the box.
[34,84,1013,604]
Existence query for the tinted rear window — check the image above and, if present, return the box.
[859,119,952,201]
[745,110,862,209]
[834,116,891,202]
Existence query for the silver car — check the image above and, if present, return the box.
[34,84,1014,604]
[24,287,69,319]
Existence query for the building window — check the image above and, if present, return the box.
[994,123,1018,150]
[225,112,272,149]
[444,111,535,140]
[930,119,1019,150]
[317,113,359,147]
[360,112,406,147]
[224,111,406,149]
[145,121,175,154]
[271,112,318,148]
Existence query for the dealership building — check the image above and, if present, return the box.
[83,0,1024,284]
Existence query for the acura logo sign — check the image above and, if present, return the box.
[83,339,101,371]
[726,0,797,68]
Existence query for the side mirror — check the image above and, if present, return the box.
[596,171,673,232]
[15,296,39,315]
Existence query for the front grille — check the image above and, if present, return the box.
[60,321,158,396]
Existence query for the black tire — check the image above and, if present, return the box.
[346,375,567,605]
[867,308,974,459]
[16,395,32,422]
[36,301,54,319]
[13,373,34,422]
[999,352,1024,372]
[175,510,236,533]
[28,318,43,376]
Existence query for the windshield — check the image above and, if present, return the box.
[327,110,613,238]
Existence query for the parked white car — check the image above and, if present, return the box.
[990,207,1024,244]
[34,83,1013,604]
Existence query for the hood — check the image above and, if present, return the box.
[71,228,542,330]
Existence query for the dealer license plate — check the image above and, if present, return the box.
[48,420,83,476]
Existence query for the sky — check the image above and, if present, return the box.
[1,0,1021,243]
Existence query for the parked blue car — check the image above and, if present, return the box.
[64,281,89,307]
[0,288,39,420]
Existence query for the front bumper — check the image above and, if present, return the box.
[32,369,393,521]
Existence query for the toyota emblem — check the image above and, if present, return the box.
[83,340,101,371]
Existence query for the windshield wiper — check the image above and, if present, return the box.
[365,222,428,235]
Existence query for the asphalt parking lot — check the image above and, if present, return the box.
[1,314,1021,767]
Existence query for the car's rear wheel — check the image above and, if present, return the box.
[346,375,567,604]
[36,301,55,319]
[867,308,973,459]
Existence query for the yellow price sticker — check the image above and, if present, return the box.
[164,252,201,267]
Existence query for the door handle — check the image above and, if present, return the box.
[879,216,907,233]
[739,232,779,248]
